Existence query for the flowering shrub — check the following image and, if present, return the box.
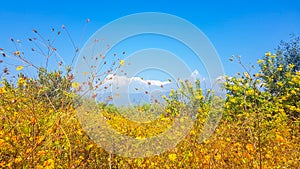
[0,29,299,168]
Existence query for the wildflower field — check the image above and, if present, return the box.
[0,30,300,168]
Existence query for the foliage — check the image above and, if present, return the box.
[34,68,74,110]
[258,52,300,120]
[277,34,300,72]
[259,34,300,95]
[1,67,299,168]
[0,77,108,168]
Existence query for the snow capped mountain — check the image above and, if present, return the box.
[100,73,175,94]
[94,70,223,105]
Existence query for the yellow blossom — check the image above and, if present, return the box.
[290,90,296,95]
[244,72,251,79]
[36,136,45,144]
[44,159,55,169]
[0,139,5,146]
[18,77,26,86]
[245,89,254,96]
[72,82,80,89]
[119,60,125,65]
[168,153,177,161]
[37,150,46,156]
[232,86,238,91]
[195,94,203,100]
[230,98,236,103]
[215,154,221,160]
[276,81,283,87]
[197,108,202,113]
[16,66,24,71]
[246,143,254,152]
[288,64,295,69]
[0,87,6,94]
[77,129,83,135]
[15,156,22,163]
[136,136,145,140]
[271,54,277,58]
[204,155,210,161]
[257,59,264,64]
[86,144,94,150]
[265,51,271,57]
[14,50,20,56]
[276,134,285,142]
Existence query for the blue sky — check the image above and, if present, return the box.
[1,0,300,79]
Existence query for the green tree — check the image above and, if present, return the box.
[277,34,300,72]
[32,67,74,110]
[259,34,300,95]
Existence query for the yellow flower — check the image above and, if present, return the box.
[197,108,202,113]
[36,136,45,144]
[245,89,254,96]
[232,86,238,91]
[37,150,46,156]
[0,87,6,94]
[289,106,296,111]
[255,73,262,77]
[277,81,283,87]
[14,156,22,163]
[86,144,94,150]
[72,82,80,89]
[245,153,252,159]
[277,67,283,71]
[225,102,230,109]
[290,90,296,95]
[14,50,20,56]
[204,155,210,161]
[44,159,55,169]
[16,66,24,71]
[265,51,271,57]
[0,139,5,146]
[276,134,285,142]
[279,108,285,114]
[257,59,264,64]
[230,98,236,103]
[215,154,221,160]
[77,129,83,135]
[30,117,37,124]
[288,64,295,69]
[265,153,271,159]
[246,143,254,152]
[18,77,26,86]
[136,136,145,140]
[168,153,177,161]
[195,94,203,100]
[271,54,277,58]
[292,76,299,84]
[119,60,125,65]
